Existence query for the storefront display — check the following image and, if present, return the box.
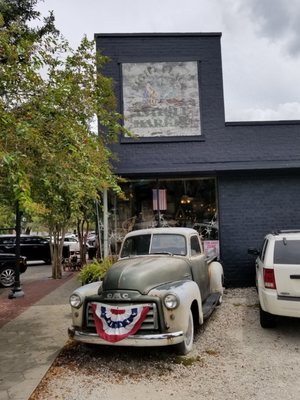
[106,178,218,255]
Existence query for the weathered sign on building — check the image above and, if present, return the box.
[122,61,201,137]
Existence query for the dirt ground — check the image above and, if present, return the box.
[30,287,300,400]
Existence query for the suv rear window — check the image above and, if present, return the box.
[274,240,300,264]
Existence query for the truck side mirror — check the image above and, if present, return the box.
[247,248,260,256]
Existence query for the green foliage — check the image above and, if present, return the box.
[0,0,58,41]
[0,0,63,213]
[0,1,126,278]
[0,204,15,229]
[78,257,113,285]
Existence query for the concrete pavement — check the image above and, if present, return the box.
[0,264,80,400]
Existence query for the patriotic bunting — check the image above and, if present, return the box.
[91,302,150,343]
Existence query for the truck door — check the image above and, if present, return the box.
[190,235,210,301]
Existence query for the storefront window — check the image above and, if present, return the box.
[107,178,218,254]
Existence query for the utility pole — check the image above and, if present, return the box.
[103,189,109,258]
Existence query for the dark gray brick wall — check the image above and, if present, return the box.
[96,34,300,176]
[218,172,300,286]
[95,33,300,286]
[96,33,226,133]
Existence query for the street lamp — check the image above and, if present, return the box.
[8,201,24,299]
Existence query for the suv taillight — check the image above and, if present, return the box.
[263,268,276,289]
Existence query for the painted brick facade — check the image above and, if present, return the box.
[218,172,300,285]
[95,33,300,286]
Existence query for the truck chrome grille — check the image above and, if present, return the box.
[86,302,159,332]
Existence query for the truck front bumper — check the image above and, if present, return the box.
[68,327,184,347]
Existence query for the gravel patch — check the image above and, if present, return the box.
[30,288,300,400]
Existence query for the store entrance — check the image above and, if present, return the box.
[108,177,219,256]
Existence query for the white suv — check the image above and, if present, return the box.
[63,236,80,253]
[249,230,300,328]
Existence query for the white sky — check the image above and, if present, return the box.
[37,0,300,122]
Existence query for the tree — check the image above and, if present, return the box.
[0,0,126,279]
[0,0,59,207]
[33,37,125,278]
[0,204,15,230]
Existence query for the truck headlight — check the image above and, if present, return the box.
[164,293,179,310]
[69,293,82,308]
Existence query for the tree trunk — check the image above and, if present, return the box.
[51,229,64,279]
[77,219,89,266]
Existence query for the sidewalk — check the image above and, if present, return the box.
[0,266,81,400]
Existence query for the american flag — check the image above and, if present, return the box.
[152,189,167,211]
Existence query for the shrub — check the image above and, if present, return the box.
[78,257,113,284]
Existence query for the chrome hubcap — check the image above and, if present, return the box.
[0,269,15,286]
[185,312,193,346]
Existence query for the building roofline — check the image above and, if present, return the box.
[95,32,222,39]
[113,162,300,177]
[226,120,300,127]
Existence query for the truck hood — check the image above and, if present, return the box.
[102,255,191,294]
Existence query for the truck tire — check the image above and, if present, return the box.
[217,293,223,305]
[176,309,194,355]
[259,305,276,328]
[0,267,15,287]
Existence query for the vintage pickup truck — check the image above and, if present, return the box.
[68,227,224,354]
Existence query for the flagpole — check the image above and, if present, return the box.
[156,179,161,227]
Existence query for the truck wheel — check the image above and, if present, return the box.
[176,309,194,355]
[217,293,223,305]
[0,267,15,287]
[259,305,276,328]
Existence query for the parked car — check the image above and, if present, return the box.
[86,234,97,259]
[248,230,300,328]
[61,236,82,270]
[63,236,80,253]
[0,253,27,287]
[68,227,224,355]
[0,235,51,264]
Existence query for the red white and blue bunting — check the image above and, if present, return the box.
[91,302,150,343]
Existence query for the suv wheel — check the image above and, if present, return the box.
[259,305,276,328]
[0,267,15,287]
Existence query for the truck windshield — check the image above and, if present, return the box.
[120,233,187,257]
[150,234,186,256]
[120,234,151,257]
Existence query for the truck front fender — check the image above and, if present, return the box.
[209,261,224,295]
[149,280,204,331]
[70,281,102,326]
